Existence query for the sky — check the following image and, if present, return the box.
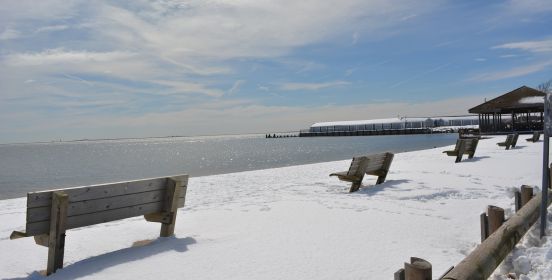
[1,0,552,143]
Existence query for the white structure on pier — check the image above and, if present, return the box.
[308,115,479,133]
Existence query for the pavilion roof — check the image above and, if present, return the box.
[469,86,545,114]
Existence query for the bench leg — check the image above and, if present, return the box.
[47,191,68,275]
[455,154,463,163]
[349,181,361,193]
[160,178,182,237]
[376,173,387,185]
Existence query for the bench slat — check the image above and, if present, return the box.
[26,188,187,223]
[26,200,176,236]
[27,175,187,208]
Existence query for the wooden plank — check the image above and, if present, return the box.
[27,174,188,208]
[26,189,186,223]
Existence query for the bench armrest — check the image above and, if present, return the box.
[10,230,29,240]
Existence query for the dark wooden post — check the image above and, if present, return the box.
[480,212,489,242]
[515,190,522,212]
[521,185,534,207]
[46,191,69,275]
[487,205,505,235]
[405,257,432,280]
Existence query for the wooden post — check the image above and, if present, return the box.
[480,212,489,242]
[404,257,432,280]
[487,205,505,235]
[515,191,522,212]
[46,191,68,275]
[520,185,534,207]
[160,178,182,237]
[394,268,405,280]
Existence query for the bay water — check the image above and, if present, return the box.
[0,134,457,199]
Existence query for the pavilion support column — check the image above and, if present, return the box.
[512,112,516,132]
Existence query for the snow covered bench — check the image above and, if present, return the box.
[330,152,394,192]
[443,138,479,163]
[526,131,541,142]
[9,174,188,275]
[497,133,518,150]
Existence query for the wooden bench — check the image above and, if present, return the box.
[443,138,479,163]
[497,134,516,150]
[10,174,188,275]
[330,152,394,192]
[526,131,541,142]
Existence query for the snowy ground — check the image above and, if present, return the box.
[1,136,551,279]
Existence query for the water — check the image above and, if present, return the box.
[0,134,457,199]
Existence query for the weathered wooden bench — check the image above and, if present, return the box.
[330,152,394,192]
[443,138,479,163]
[10,174,188,275]
[497,133,516,150]
[526,131,541,142]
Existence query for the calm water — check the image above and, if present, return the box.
[0,134,457,199]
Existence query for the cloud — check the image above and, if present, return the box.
[493,39,552,53]
[151,80,225,97]
[280,81,350,91]
[352,31,360,45]
[228,80,246,95]
[475,58,487,62]
[0,28,20,40]
[4,49,137,66]
[35,25,69,34]
[503,0,552,15]
[0,0,444,143]
[469,60,552,81]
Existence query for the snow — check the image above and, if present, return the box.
[1,136,551,279]
[518,96,544,104]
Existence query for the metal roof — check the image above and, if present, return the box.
[468,86,545,114]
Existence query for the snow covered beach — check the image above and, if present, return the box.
[1,136,551,279]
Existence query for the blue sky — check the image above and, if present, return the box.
[1,0,552,143]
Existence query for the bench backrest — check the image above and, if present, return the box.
[463,138,478,153]
[346,157,369,177]
[451,139,462,152]
[505,134,515,144]
[24,175,188,236]
[364,152,394,174]
[511,133,519,147]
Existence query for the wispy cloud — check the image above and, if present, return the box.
[228,80,246,95]
[280,81,350,91]
[493,39,552,53]
[0,28,20,40]
[4,49,137,66]
[469,60,552,81]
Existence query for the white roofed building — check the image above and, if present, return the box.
[307,115,479,133]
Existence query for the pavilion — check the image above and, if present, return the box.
[468,86,546,134]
